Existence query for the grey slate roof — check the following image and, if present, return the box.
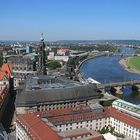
[16,76,100,107]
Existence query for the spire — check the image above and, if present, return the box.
[38,33,47,75]
[40,33,44,42]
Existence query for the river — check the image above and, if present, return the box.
[80,47,140,104]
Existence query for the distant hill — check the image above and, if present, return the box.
[55,40,140,45]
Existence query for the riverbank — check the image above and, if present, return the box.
[78,52,112,68]
[119,57,140,75]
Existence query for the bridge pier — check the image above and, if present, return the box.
[101,88,106,94]
[110,86,123,98]
[132,84,140,91]
[96,80,140,97]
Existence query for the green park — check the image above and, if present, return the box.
[127,56,140,72]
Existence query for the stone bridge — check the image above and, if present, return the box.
[96,80,140,89]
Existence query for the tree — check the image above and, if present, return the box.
[47,60,61,70]
[100,127,107,134]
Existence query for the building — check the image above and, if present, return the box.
[13,47,26,55]
[63,128,103,140]
[26,46,32,54]
[112,99,140,119]
[16,102,140,140]
[0,47,3,56]
[44,104,110,132]
[110,99,140,139]
[16,113,63,140]
[0,123,8,140]
[7,35,48,87]
[16,75,100,114]
[7,56,37,87]
[110,107,140,140]
[0,64,14,126]
[0,64,12,91]
[57,48,70,56]
[48,52,55,60]
[16,105,104,140]
[54,55,69,62]
[53,48,70,62]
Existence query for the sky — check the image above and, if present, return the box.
[0,0,140,41]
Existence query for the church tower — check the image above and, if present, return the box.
[38,33,47,75]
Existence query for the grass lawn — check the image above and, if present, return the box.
[127,56,140,71]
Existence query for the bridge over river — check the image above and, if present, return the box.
[96,80,140,89]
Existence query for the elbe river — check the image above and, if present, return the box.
[80,47,140,104]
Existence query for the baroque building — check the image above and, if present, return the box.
[7,34,47,87]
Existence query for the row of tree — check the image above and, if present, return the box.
[69,44,119,53]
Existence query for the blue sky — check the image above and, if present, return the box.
[0,0,140,41]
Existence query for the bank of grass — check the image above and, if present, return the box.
[127,56,140,71]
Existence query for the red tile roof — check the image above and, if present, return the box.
[39,107,140,129]
[47,107,110,125]
[0,64,12,80]
[0,85,8,105]
[65,132,91,138]
[58,48,70,52]
[0,71,5,81]
[37,106,91,118]
[17,113,63,140]
[88,137,104,140]
[110,107,140,129]
[16,106,140,140]
[1,64,12,79]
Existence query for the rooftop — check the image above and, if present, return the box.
[26,76,84,91]
[112,99,140,116]
[0,85,9,106]
[7,56,33,64]
[38,106,140,129]
[16,113,64,140]
[46,107,110,126]
[110,107,140,129]
[0,63,12,80]
[16,76,99,107]
[16,105,140,140]
[63,128,103,140]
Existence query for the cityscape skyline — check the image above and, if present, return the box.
[1,0,140,41]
